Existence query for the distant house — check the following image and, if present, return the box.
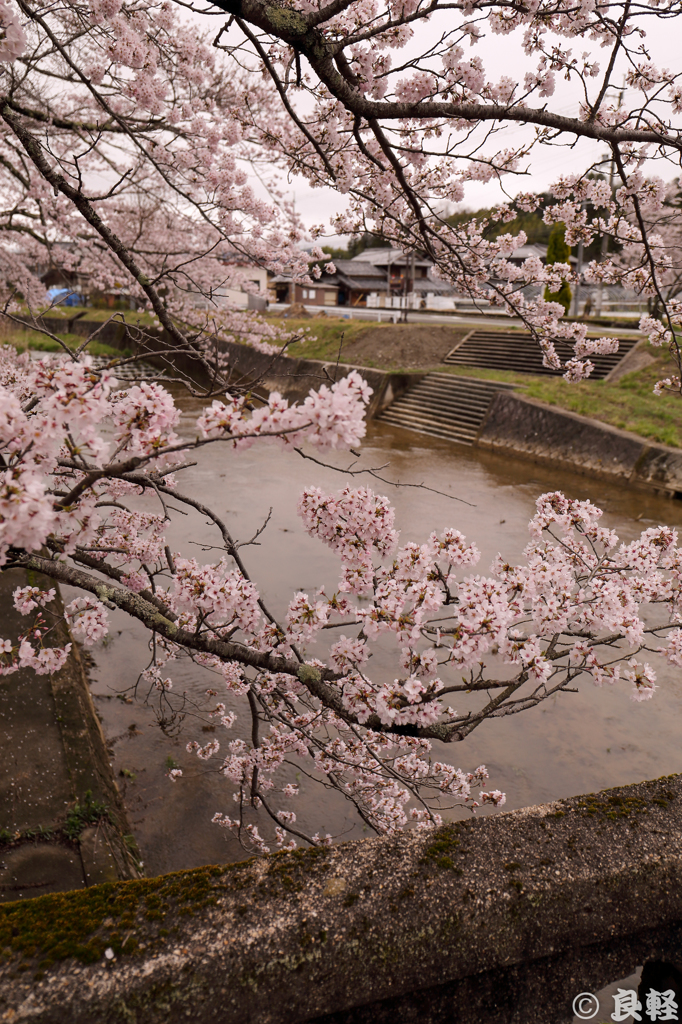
[504,243,548,265]
[346,249,454,308]
[270,275,338,307]
[208,263,270,311]
[321,259,387,306]
[272,247,455,309]
[32,243,91,302]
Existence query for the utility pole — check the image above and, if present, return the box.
[595,85,624,319]
[401,251,415,323]
[595,152,616,318]
[386,252,392,318]
[573,233,584,318]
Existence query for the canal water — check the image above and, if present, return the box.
[86,393,682,880]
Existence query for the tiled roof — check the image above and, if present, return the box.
[413,278,453,294]
[331,259,386,277]
[350,248,433,267]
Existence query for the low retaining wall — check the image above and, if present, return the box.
[0,568,141,904]
[215,338,423,419]
[20,316,214,387]
[477,390,682,496]
[21,318,682,494]
[3,773,682,1023]
[19,319,422,419]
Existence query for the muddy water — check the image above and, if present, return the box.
[87,396,682,878]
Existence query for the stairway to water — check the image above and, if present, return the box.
[379,373,516,445]
[442,329,638,378]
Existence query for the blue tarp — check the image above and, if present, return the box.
[47,287,85,307]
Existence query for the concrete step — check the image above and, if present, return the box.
[380,415,478,443]
[379,372,510,446]
[396,386,497,405]
[396,394,491,414]
[391,407,486,428]
[443,330,638,379]
[382,412,478,435]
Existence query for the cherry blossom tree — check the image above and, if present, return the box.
[1,0,682,852]
[615,178,682,318]
[200,0,682,384]
[0,0,323,355]
[3,340,682,850]
[1,0,681,374]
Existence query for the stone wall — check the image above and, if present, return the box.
[477,390,682,496]
[3,773,682,1023]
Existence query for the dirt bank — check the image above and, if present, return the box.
[284,318,470,369]
[339,324,467,369]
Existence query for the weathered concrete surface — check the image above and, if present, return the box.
[2,774,682,1023]
[477,390,682,495]
[0,569,140,901]
[209,338,425,419]
[604,337,655,383]
[19,318,424,419]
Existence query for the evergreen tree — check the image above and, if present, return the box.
[544,223,572,315]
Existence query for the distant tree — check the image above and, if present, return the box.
[321,244,351,260]
[544,224,573,315]
[447,202,553,246]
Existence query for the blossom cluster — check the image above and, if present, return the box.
[2,330,681,851]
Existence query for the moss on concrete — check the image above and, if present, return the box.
[0,844,339,975]
[0,863,236,972]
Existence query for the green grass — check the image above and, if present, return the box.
[27,304,158,326]
[269,319,682,449]
[443,346,682,449]
[273,315,385,361]
[9,308,680,449]
[1,324,131,359]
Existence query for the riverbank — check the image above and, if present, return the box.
[6,313,680,450]
[477,390,682,497]
[6,315,682,492]
[279,317,681,451]
[190,334,682,498]
[0,569,141,902]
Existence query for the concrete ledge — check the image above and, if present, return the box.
[0,568,140,903]
[3,774,682,1022]
[604,337,654,383]
[214,338,424,419]
[17,319,423,419]
[477,390,682,495]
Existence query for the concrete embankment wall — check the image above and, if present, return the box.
[214,338,423,419]
[22,315,213,388]
[476,390,682,497]
[3,773,682,1023]
[22,318,682,494]
[0,568,141,902]
[22,318,423,419]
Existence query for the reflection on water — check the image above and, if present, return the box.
[87,401,682,878]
